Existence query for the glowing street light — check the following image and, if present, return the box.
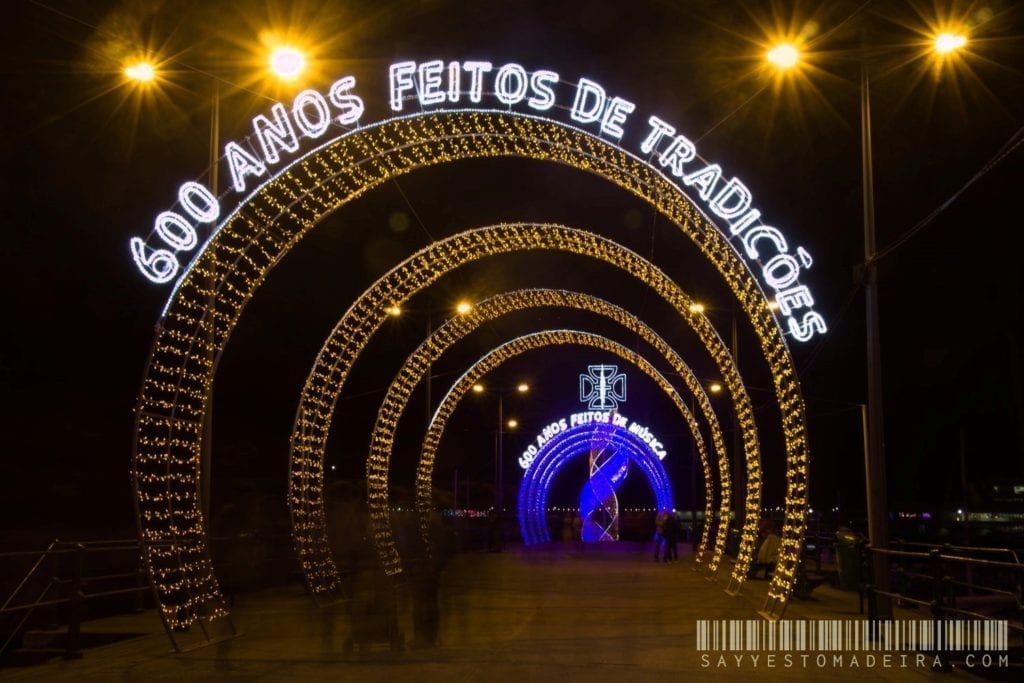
[507,418,519,429]
[688,302,705,314]
[455,300,474,315]
[709,382,723,394]
[934,32,968,55]
[472,383,485,393]
[269,46,307,81]
[766,43,800,70]
[124,61,156,83]
[386,305,402,316]
[517,383,529,393]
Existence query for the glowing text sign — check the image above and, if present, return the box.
[129,59,826,341]
[518,411,666,470]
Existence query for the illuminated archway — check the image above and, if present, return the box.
[406,288,726,568]
[288,230,756,595]
[517,421,674,545]
[133,112,809,630]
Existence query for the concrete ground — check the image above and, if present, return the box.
[0,543,998,682]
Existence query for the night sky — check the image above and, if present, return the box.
[2,0,1023,543]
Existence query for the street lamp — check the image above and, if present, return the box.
[764,21,970,619]
[121,37,311,524]
[473,380,529,516]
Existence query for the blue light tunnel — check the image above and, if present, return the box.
[518,421,674,545]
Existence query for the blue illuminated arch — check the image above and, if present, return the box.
[518,421,674,545]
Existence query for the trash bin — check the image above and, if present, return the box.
[834,529,862,591]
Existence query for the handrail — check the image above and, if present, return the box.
[1,539,59,611]
[891,540,1020,564]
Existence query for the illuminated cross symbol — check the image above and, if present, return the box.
[579,364,627,411]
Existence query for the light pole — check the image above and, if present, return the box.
[472,381,529,513]
[123,43,310,524]
[766,26,970,619]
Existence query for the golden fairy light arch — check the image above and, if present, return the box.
[288,225,761,597]
[400,289,727,569]
[133,112,808,632]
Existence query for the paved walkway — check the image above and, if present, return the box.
[1,543,990,681]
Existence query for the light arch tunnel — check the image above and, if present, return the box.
[133,111,810,636]
[404,288,724,565]
[290,228,759,589]
[518,421,674,545]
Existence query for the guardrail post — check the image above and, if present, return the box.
[63,544,84,660]
[928,548,947,671]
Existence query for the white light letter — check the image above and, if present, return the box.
[658,135,696,176]
[729,209,761,236]
[462,61,493,103]
[389,61,417,111]
[177,181,219,223]
[292,89,332,138]
[447,61,461,102]
[788,311,827,341]
[763,253,801,290]
[600,96,635,139]
[641,116,675,154]
[328,76,364,125]
[741,225,788,259]
[571,78,606,124]
[130,237,179,284]
[775,285,814,316]
[154,211,197,251]
[417,59,445,105]
[528,70,558,111]
[252,103,299,164]
[224,141,266,193]
[709,178,752,219]
[681,164,722,201]
[494,63,528,105]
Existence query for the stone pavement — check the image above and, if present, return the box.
[0,543,990,682]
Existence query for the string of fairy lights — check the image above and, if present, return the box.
[286,224,762,595]
[406,289,725,570]
[132,111,809,629]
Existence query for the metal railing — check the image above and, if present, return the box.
[860,541,1023,668]
[0,539,151,661]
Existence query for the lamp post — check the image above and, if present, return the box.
[472,381,529,513]
[766,27,969,619]
[123,44,309,524]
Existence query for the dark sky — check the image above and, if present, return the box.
[2,0,1023,542]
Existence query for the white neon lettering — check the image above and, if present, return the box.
[224,141,266,193]
[742,225,788,259]
[327,76,364,125]
[788,311,828,342]
[494,63,528,105]
[527,70,558,111]
[709,178,752,219]
[292,89,332,138]
[641,116,675,154]
[418,60,446,105]
[447,61,461,102]
[462,61,493,103]
[658,135,696,176]
[253,103,299,164]
[763,253,801,290]
[681,164,722,201]
[796,246,813,268]
[729,209,761,236]
[775,285,814,316]
[600,96,635,139]
[130,237,179,284]
[154,211,197,251]
[388,61,417,111]
[571,78,605,124]
[177,181,219,223]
